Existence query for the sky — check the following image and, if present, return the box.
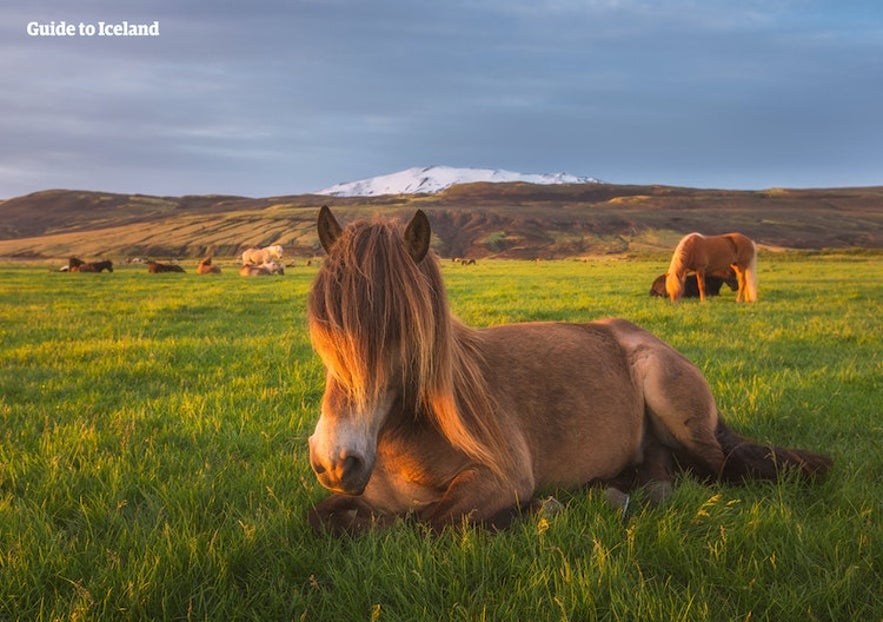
[2,0,882,198]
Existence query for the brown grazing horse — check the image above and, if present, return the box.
[307,207,830,534]
[665,232,758,302]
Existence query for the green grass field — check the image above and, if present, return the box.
[1,254,881,621]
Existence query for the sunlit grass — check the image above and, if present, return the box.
[0,255,881,620]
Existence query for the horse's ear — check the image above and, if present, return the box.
[317,205,343,254]
[404,210,431,263]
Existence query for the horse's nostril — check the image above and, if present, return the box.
[343,454,364,475]
[312,461,326,475]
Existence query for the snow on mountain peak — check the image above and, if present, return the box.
[316,166,601,197]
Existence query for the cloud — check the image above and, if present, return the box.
[1,0,882,197]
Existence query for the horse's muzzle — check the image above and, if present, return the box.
[308,438,371,496]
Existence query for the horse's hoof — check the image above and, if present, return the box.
[646,481,673,506]
[604,487,630,511]
[537,496,565,517]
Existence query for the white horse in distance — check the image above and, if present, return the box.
[241,244,283,265]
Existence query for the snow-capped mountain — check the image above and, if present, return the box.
[316,166,602,197]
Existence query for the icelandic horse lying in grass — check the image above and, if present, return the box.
[75,259,114,272]
[197,257,221,274]
[241,244,283,266]
[306,207,830,534]
[239,261,284,276]
[64,257,113,272]
[147,261,185,273]
[665,232,758,302]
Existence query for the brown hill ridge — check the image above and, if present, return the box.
[0,183,881,260]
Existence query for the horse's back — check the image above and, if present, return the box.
[673,231,754,272]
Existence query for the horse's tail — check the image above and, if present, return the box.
[743,241,758,302]
[713,420,832,482]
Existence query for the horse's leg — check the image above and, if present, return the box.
[733,265,746,302]
[601,434,675,502]
[309,494,394,535]
[635,345,727,476]
[696,270,707,301]
[636,433,675,505]
[421,466,534,531]
[486,496,563,530]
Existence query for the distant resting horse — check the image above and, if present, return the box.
[241,245,283,265]
[305,207,829,534]
[76,259,114,273]
[650,269,738,298]
[239,261,284,276]
[665,232,757,302]
[67,258,113,272]
[197,257,221,274]
[147,261,185,273]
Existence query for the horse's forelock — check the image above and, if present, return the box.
[308,218,441,406]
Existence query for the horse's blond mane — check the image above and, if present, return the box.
[307,216,514,482]
[665,232,699,298]
[667,232,700,277]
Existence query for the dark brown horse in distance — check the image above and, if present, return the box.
[650,269,738,298]
[147,261,184,273]
[66,258,113,272]
[306,207,829,534]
